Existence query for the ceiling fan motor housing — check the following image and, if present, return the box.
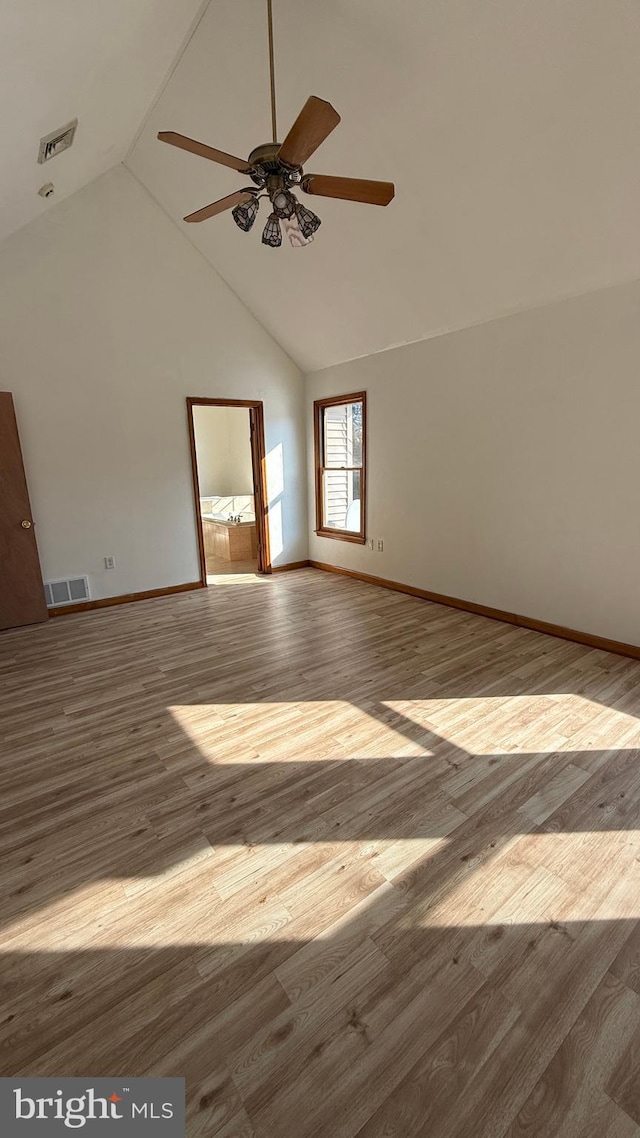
[248,143,303,183]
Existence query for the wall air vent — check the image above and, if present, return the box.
[38,119,78,164]
[44,575,90,607]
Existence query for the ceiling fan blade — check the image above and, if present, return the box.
[183,190,255,224]
[277,97,341,168]
[301,174,395,206]
[158,131,253,174]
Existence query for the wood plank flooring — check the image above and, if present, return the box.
[206,554,258,579]
[2,567,640,1136]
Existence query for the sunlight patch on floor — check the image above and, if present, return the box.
[4,827,640,952]
[206,572,264,585]
[168,691,640,771]
[405,830,640,930]
[381,693,640,754]
[0,841,389,950]
[168,701,443,763]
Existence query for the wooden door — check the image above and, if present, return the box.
[0,393,48,630]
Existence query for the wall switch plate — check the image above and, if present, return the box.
[104,556,116,569]
[367,538,374,550]
[377,540,384,551]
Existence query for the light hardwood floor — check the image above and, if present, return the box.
[206,553,259,581]
[2,567,640,1136]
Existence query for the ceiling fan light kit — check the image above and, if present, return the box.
[262,212,283,247]
[231,195,259,232]
[272,189,296,219]
[158,0,395,248]
[295,201,322,240]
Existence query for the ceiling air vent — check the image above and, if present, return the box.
[44,575,90,607]
[38,119,78,164]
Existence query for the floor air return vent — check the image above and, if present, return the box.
[44,576,90,607]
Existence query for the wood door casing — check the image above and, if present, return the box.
[0,392,48,630]
[249,404,271,574]
[186,397,272,581]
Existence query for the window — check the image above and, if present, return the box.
[314,392,366,543]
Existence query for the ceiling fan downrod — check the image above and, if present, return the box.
[267,0,278,145]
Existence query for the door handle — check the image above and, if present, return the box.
[21,520,32,529]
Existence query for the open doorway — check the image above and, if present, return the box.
[187,397,271,583]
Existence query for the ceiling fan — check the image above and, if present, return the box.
[158,0,395,248]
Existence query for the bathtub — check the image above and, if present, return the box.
[201,514,258,562]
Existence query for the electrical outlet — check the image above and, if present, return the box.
[367,538,374,550]
[377,540,384,552]
[104,556,116,570]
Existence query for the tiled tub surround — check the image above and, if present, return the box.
[200,495,255,522]
[200,495,258,564]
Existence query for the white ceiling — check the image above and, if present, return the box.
[0,0,205,243]
[2,0,639,373]
[127,0,640,372]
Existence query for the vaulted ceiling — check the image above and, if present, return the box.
[0,0,204,243]
[3,1,640,374]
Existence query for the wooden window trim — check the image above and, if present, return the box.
[314,391,367,545]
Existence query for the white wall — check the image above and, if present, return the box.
[0,165,306,599]
[192,405,253,498]
[307,277,640,646]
